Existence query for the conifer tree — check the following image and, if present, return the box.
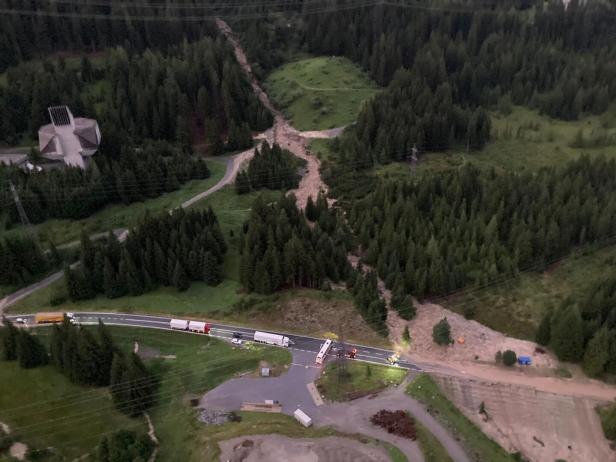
[97,320,116,386]
[535,310,552,346]
[583,327,610,377]
[1,318,19,361]
[172,261,189,292]
[202,251,222,286]
[551,304,584,362]
[17,330,48,369]
[432,318,452,346]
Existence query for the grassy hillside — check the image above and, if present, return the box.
[265,56,379,130]
[444,243,616,340]
[0,361,138,459]
[377,105,616,180]
[0,326,291,460]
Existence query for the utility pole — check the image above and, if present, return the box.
[9,181,40,250]
[336,319,348,385]
[9,180,31,228]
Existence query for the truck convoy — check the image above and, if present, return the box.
[35,312,76,324]
[253,331,290,347]
[169,319,211,334]
[294,408,312,427]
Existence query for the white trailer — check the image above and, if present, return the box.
[294,408,312,428]
[253,331,290,347]
[169,319,188,330]
[315,339,333,365]
[188,320,210,334]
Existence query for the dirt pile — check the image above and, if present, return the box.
[197,409,238,425]
[370,410,417,440]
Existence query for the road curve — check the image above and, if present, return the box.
[5,311,473,461]
[4,312,420,371]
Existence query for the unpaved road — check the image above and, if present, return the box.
[216,18,328,210]
[181,151,256,208]
[203,351,469,462]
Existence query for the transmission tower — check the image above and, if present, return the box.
[9,180,31,228]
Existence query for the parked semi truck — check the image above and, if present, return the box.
[253,331,290,347]
[170,319,189,330]
[188,321,210,334]
[169,319,211,334]
[294,408,312,427]
[35,312,75,324]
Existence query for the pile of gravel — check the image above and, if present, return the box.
[197,409,234,425]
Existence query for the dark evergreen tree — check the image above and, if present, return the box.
[1,319,19,361]
[432,318,452,346]
[16,330,48,369]
[203,251,222,286]
[551,304,584,362]
[172,261,189,292]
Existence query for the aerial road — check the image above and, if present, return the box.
[5,312,422,372]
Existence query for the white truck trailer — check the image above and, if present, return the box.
[294,408,312,427]
[188,320,210,334]
[253,331,290,347]
[169,319,189,330]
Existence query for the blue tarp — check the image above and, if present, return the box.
[518,356,532,365]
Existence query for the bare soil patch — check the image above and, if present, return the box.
[390,300,557,369]
[9,442,27,460]
[232,290,389,347]
[434,374,615,462]
[218,434,391,462]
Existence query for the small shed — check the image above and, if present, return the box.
[261,367,270,377]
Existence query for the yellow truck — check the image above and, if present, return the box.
[34,312,75,324]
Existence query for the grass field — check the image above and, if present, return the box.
[444,243,616,340]
[0,361,138,459]
[0,160,227,246]
[7,186,278,320]
[415,420,453,462]
[310,138,336,162]
[376,105,616,180]
[316,360,406,401]
[10,277,242,318]
[407,374,515,462]
[0,326,291,460]
[265,56,379,130]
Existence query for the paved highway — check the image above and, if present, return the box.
[5,312,421,371]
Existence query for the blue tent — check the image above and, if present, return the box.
[518,356,532,365]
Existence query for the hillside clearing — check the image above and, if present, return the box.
[443,244,616,340]
[265,56,379,131]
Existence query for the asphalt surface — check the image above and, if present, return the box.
[4,312,422,371]
[202,350,322,415]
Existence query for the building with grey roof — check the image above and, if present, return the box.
[38,106,101,169]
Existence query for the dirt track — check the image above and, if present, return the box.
[216,19,328,210]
